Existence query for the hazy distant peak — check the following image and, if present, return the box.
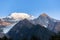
[40,13,49,17]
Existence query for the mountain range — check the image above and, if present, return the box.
[7,19,55,40]
[0,12,60,40]
[0,12,60,33]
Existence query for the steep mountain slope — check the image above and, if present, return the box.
[0,16,18,33]
[31,13,60,33]
[0,13,35,34]
[31,13,54,28]
[7,19,55,40]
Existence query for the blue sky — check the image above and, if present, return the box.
[0,0,60,19]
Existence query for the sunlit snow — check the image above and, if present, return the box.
[2,21,19,34]
[10,12,35,20]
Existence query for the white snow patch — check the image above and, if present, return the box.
[43,25,47,28]
[3,21,19,34]
[10,12,35,20]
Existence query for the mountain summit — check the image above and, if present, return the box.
[10,12,35,20]
[39,13,49,18]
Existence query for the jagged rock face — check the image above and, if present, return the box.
[7,19,55,40]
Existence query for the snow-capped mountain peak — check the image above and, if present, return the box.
[10,12,35,20]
